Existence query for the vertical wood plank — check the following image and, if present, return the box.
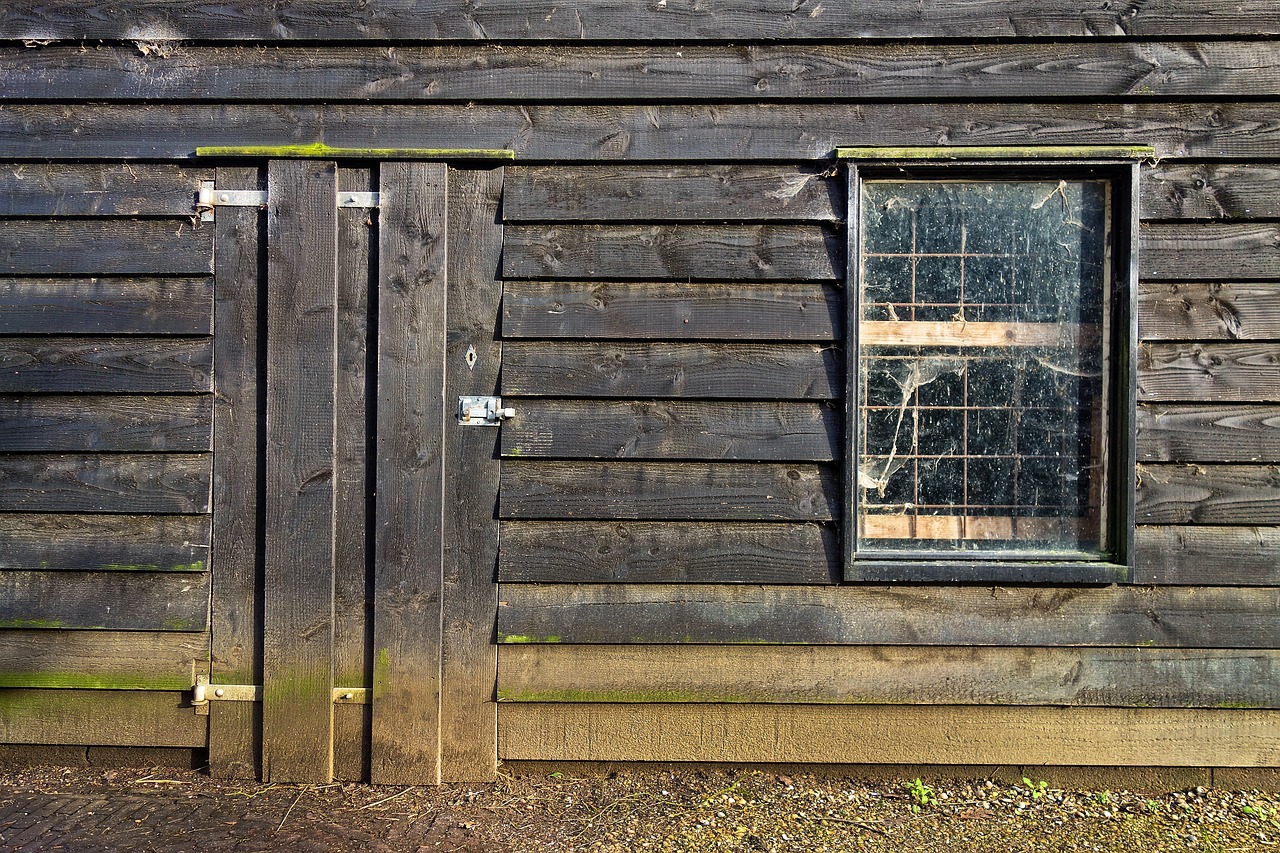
[263,159,338,783]
[209,164,263,780]
[371,161,449,784]
[440,166,504,781]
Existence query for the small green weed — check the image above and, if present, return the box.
[1241,803,1280,827]
[1091,790,1112,806]
[904,778,936,814]
[1022,777,1049,801]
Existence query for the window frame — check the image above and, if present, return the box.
[839,147,1145,584]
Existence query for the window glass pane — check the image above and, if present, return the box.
[857,180,1109,557]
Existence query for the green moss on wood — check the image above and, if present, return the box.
[0,618,76,629]
[0,673,190,690]
[196,143,515,161]
[498,634,562,644]
[837,145,1157,161]
[99,561,206,572]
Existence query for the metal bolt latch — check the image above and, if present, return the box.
[457,396,514,426]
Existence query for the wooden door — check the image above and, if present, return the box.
[207,159,503,784]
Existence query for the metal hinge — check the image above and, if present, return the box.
[457,396,514,426]
[196,181,380,221]
[191,675,368,715]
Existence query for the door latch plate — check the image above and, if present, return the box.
[457,396,513,426]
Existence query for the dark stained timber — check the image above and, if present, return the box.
[0,453,210,514]
[501,281,841,341]
[503,224,840,282]
[0,690,206,748]
[1138,343,1280,402]
[504,166,840,222]
[498,521,837,584]
[494,584,1280,648]
[0,278,213,336]
[0,631,209,689]
[499,461,838,521]
[0,1,1275,40]
[0,570,210,632]
[7,103,1280,162]
[1139,282,1280,341]
[500,400,840,461]
[0,163,206,216]
[1142,224,1280,282]
[0,219,212,276]
[0,337,212,394]
[0,395,211,452]
[501,342,841,400]
[1135,525,1280,585]
[0,513,209,572]
[1144,165,1280,221]
[1138,404,1280,463]
[1135,463,1280,525]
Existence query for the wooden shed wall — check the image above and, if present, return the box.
[0,1,1278,772]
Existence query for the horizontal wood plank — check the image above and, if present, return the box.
[0,395,212,452]
[501,342,841,400]
[1,2,1276,40]
[1144,164,1280,221]
[0,337,212,393]
[0,570,210,631]
[497,645,1280,708]
[501,400,840,461]
[0,277,212,335]
[0,163,205,216]
[1138,343,1280,402]
[0,513,209,572]
[1136,525,1280,585]
[498,521,836,584]
[497,583,1279,648]
[498,704,1280,766]
[5,103,1277,162]
[0,689,206,747]
[1141,224,1280,282]
[1135,463,1280,525]
[0,631,207,689]
[500,461,838,521]
[505,165,839,221]
[503,224,840,282]
[0,453,211,514]
[502,281,841,341]
[1137,403,1280,462]
[0,219,212,276]
[1139,282,1280,341]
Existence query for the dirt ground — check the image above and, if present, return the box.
[1,763,1278,852]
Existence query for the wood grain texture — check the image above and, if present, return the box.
[498,521,837,584]
[0,162,205,216]
[0,277,212,335]
[371,161,448,785]
[498,704,1280,766]
[262,159,337,783]
[495,583,1280,648]
[1138,403,1280,462]
[1139,282,1280,341]
[1138,343,1280,402]
[0,337,212,394]
[1141,224,1280,282]
[0,453,210,513]
[497,645,1280,708]
[1136,525,1280,586]
[0,569,210,631]
[3,102,1279,161]
[504,165,840,221]
[0,219,211,276]
[503,224,840,282]
[208,165,262,780]
[500,461,838,521]
[0,395,211,452]
[1144,164,1280,221]
[501,281,841,341]
[439,167,505,782]
[0,1,1275,40]
[501,342,841,400]
[500,400,840,461]
[0,631,208,689]
[0,513,209,572]
[1135,463,1280,524]
[0,689,206,747]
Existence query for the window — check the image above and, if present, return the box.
[839,148,1143,583]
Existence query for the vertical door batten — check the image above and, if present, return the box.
[262,159,339,783]
[371,161,449,784]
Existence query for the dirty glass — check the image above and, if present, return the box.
[857,180,1110,557]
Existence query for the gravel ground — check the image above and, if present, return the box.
[0,764,1277,852]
